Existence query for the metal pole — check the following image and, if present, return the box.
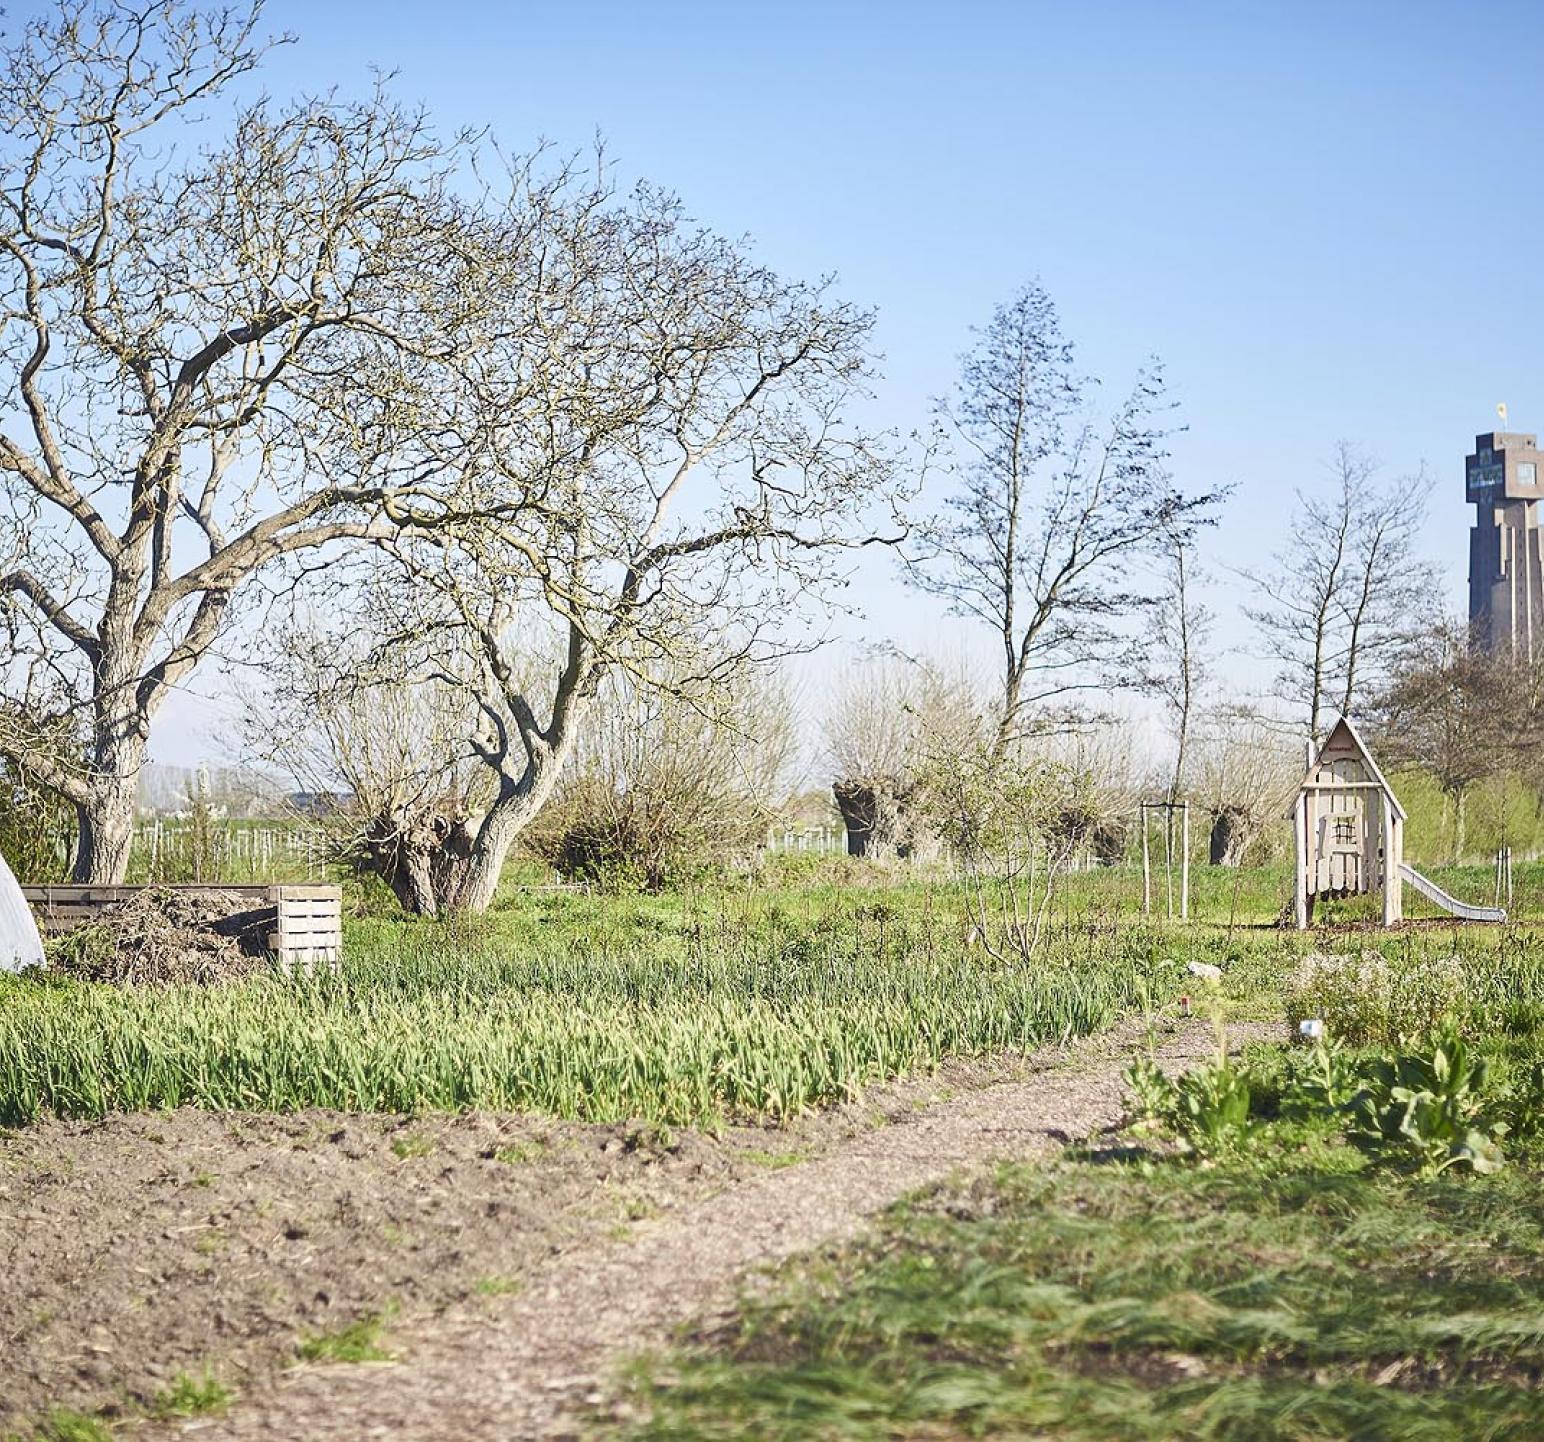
[1141,805,1151,917]
[1180,802,1190,922]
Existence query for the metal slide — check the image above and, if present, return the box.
[1397,863,1507,924]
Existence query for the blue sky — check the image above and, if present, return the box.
[22,0,1538,757]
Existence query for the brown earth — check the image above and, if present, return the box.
[1,1043,1036,1431]
[2,1016,1279,1440]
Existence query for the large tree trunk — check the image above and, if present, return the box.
[1209,806,1249,867]
[70,608,152,884]
[371,743,575,916]
[833,776,910,859]
[72,772,139,882]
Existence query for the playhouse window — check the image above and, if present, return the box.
[1333,816,1357,846]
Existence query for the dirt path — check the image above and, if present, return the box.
[177,1017,1264,1441]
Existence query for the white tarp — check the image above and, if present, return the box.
[0,848,45,972]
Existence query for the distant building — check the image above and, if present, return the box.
[1466,430,1544,660]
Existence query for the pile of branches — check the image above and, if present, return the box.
[49,889,265,985]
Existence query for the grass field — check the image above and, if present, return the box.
[6,856,1544,1441]
[595,892,1544,1442]
[608,1153,1544,1441]
[3,860,1540,1130]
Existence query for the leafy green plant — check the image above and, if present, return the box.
[1123,1055,1174,1126]
[1496,1056,1544,1141]
[1348,1022,1505,1176]
[1123,1050,1252,1155]
[1170,1054,1253,1153]
[1279,1036,1359,1115]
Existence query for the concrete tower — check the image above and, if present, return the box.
[1467,431,1544,660]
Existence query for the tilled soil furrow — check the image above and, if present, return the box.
[182,1018,1254,1441]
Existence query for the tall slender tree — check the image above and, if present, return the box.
[1246,443,1433,743]
[906,281,1224,753]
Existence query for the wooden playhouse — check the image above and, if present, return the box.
[1288,716,1504,928]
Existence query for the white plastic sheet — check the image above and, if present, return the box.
[0,847,45,972]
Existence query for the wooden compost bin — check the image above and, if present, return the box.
[21,883,343,970]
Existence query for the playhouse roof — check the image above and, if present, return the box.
[1287,715,1407,822]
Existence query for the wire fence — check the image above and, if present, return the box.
[129,820,328,883]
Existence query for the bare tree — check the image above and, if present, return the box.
[906,282,1224,752]
[331,166,902,911]
[1140,531,1212,807]
[1246,444,1433,743]
[0,1,476,880]
[918,740,1096,958]
[525,663,798,890]
[242,616,493,915]
[1193,703,1298,867]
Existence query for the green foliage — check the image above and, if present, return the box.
[1123,1047,1253,1154]
[0,756,74,883]
[295,1310,392,1364]
[19,1411,113,1442]
[0,887,1175,1127]
[1143,1024,1518,1178]
[604,1158,1544,1441]
[1391,764,1544,866]
[1346,1022,1506,1177]
[147,1370,231,1419]
[1285,949,1469,1046]
[1169,1052,1253,1152]
[1494,1056,1544,1142]
[1122,1055,1174,1123]
[1280,1034,1360,1113]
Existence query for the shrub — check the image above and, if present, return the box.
[1123,1048,1253,1155]
[1284,950,1467,1046]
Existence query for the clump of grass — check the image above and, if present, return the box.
[296,1309,393,1364]
[473,1275,523,1298]
[741,1147,805,1170]
[147,1370,231,1418]
[389,1132,433,1160]
[25,1410,113,1442]
[492,1140,545,1165]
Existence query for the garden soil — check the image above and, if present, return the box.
[0,1017,1276,1438]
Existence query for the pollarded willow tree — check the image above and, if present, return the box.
[275,163,902,913]
[906,281,1225,754]
[0,0,483,880]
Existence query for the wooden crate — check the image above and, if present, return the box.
[267,885,344,970]
[21,883,343,971]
